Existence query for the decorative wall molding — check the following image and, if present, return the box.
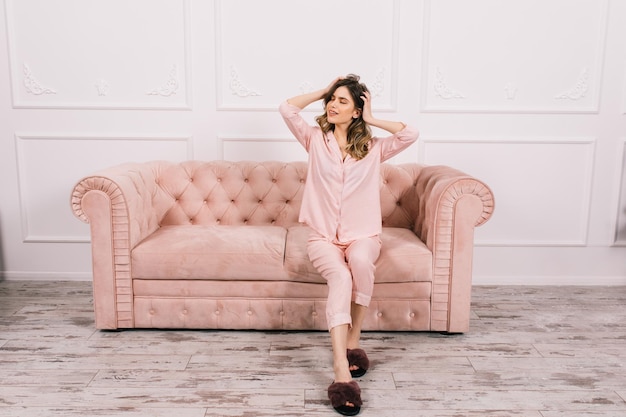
[504,83,517,100]
[299,81,314,94]
[433,67,465,99]
[554,68,589,100]
[146,64,180,97]
[23,63,56,95]
[370,68,385,98]
[95,79,109,96]
[228,66,261,97]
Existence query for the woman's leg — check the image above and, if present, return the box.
[345,235,381,349]
[308,234,360,412]
[347,303,368,349]
[307,234,354,385]
[330,324,352,382]
[307,234,353,330]
[344,236,380,379]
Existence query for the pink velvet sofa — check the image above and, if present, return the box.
[71,160,494,333]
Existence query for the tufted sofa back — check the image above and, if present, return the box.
[139,160,423,230]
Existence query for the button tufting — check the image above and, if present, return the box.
[149,309,155,315]
[285,200,290,204]
[272,179,277,183]
[409,312,415,318]
[247,310,253,316]
[312,311,318,316]
[183,309,188,314]
[377,312,383,318]
[279,311,285,316]
[215,310,220,315]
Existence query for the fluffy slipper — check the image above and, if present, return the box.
[347,348,370,378]
[328,381,362,416]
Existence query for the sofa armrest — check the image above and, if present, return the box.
[70,162,162,329]
[406,164,495,333]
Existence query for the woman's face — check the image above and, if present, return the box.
[326,86,361,126]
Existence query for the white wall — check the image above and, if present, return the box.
[1,0,625,284]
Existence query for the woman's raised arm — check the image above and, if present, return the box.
[286,77,342,109]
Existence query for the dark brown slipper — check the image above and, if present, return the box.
[347,348,369,378]
[328,380,362,416]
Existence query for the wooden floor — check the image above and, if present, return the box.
[0,281,625,417]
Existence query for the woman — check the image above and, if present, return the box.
[279,75,419,416]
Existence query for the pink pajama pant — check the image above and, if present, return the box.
[307,231,382,330]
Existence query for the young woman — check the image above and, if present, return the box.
[279,75,419,416]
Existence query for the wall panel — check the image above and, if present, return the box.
[15,134,192,242]
[421,0,607,113]
[215,0,399,111]
[5,0,191,109]
[422,138,595,246]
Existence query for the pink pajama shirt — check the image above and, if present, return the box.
[279,101,419,329]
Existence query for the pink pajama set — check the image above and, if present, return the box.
[279,101,419,330]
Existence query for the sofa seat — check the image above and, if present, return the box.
[132,225,288,280]
[132,224,433,285]
[284,225,433,284]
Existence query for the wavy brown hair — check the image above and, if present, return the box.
[315,74,372,160]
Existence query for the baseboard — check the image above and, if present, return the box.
[0,271,92,281]
[473,275,626,286]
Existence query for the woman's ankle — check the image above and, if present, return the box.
[333,357,352,383]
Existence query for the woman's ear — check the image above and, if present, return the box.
[353,109,361,119]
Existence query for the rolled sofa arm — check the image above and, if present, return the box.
[405,164,495,333]
[71,162,163,329]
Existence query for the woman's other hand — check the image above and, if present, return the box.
[360,91,373,125]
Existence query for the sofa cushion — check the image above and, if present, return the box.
[132,225,289,280]
[284,226,432,284]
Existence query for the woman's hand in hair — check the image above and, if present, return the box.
[324,76,343,96]
[360,91,373,125]
[360,91,406,134]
